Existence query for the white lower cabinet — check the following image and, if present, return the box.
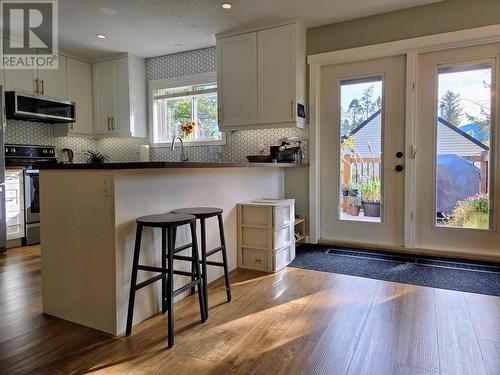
[5,169,25,241]
[238,199,295,273]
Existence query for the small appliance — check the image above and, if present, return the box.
[5,145,57,245]
[5,91,76,123]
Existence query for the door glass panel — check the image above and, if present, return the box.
[339,76,383,222]
[436,62,493,229]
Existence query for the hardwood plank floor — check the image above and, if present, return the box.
[0,245,498,375]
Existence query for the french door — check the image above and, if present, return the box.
[415,43,500,255]
[319,55,406,246]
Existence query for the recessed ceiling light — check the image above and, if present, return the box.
[96,34,107,39]
[222,3,232,10]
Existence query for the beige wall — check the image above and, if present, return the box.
[307,0,500,55]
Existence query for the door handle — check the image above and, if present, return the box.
[395,165,404,172]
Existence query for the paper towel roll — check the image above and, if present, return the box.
[140,145,150,162]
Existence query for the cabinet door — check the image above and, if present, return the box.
[217,33,258,129]
[5,68,37,93]
[66,58,93,135]
[92,61,114,134]
[110,58,130,135]
[37,54,67,98]
[258,25,295,124]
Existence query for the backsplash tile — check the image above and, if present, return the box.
[5,46,309,164]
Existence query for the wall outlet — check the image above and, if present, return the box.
[101,175,112,197]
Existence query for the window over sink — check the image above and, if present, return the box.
[150,72,225,146]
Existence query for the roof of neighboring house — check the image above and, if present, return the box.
[342,110,489,152]
[459,123,489,142]
[438,117,489,151]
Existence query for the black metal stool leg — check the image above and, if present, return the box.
[166,226,175,348]
[126,223,143,336]
[218,214,232,302]
[190,221,207,323]
[161,228,167,314]
[200,218,209,318]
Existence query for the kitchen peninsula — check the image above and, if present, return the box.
[39,162,306,335]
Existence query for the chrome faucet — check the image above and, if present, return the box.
[171,136,189,162]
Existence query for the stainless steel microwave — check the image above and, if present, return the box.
[5,91,76,123]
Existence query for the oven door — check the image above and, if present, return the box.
[24,169,40,224]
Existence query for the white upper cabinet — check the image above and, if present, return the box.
[217,21,306,131]
[4,68,37,93]
[37,54,67,98]
[54,57,93,137]
[92,54,146,138]
[217,33,258,128]
[5,50,67,98]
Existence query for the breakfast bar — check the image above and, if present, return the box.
[39,162,306,335]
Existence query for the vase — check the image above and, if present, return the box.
[362,201,380,217]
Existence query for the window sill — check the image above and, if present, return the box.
[151,139,226,147]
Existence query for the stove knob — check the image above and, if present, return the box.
[43,149,47,154]
[11,148,16,153]
[49,150,54,154]
[5,147,8,153]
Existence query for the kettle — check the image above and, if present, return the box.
[60,148,74,164]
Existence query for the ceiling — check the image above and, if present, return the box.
[58,0,441,61]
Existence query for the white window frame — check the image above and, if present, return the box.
[149,71,226,147]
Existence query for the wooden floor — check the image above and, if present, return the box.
[0,246,499,375]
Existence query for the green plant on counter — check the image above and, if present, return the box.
[445,194,489,229]
[360,178,381,203]
[85,150,109,164]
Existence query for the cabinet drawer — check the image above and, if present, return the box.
[273,241,296,272]
[241,223,294,250]
[273,224,294,249]
[241,226,269,249]
[273,203,294,228]
[241,248,270,271]
[240,205,270,227]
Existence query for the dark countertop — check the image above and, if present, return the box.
[37,161,309,170]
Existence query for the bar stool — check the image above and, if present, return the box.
[125,213,206,348]
[171,207,232,317]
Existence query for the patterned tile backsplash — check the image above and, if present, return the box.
[5,46,309,164]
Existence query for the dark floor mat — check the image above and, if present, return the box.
[288,244,500,296]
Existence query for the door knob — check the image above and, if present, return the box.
[395,165,404,172]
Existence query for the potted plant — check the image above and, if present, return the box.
[348,196,361,216]
[85,150,109,165]
[360,178,381,217]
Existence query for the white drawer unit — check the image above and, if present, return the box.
[5,169,25,241]
[237,198,295,273]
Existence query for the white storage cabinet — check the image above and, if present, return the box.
[237,199,295,273]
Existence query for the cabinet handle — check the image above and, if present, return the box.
[34,78,39,94]
[40,79,44,94]
[290,99,295,119]
[112,117,115,130]
[255,258,262,264]
[70,123,74,130]
[218,107,223,124]
[107,117,111,131]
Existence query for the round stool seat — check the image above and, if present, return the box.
[136,213,195,226]
[172,207,223,219]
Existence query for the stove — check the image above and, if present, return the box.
[5,145,57,245]
[5,144,57,168]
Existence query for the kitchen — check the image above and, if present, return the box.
[1,1,500,374]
